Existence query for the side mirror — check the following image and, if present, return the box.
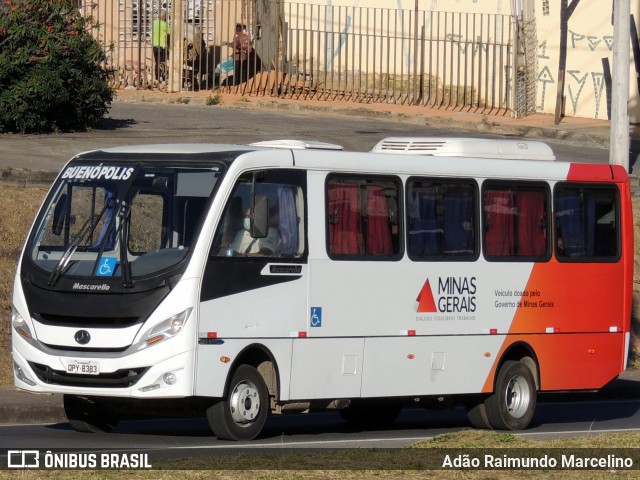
[52,193,68,236]
[251,195,268,239]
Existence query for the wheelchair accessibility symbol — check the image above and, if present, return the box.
[310,307,322,328]
[96,257,117,277]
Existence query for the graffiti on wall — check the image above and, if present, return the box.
[324,7,498,75]
[445,33,490,56]
[537,27,613,118]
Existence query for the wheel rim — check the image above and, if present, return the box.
[229,380,261,426]
[504,374,531,419]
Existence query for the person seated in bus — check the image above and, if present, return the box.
[231,207,281,256]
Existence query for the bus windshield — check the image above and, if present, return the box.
[29,163,222,285]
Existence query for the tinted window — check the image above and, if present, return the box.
[483,183,549,260]
[327,176,401,259]
[555,185,619,260]
[407,179,477,260]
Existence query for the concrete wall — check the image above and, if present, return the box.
[534,0,640,122]
[295,0,640,122]
[310,0,516,15]
[87,0,640,121]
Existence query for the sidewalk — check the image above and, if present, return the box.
[2,370,639,426]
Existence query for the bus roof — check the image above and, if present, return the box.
[87,144,257,155]
[67,140,623,184]
[371,137,556,161]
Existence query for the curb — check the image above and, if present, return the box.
[0,389,65,425]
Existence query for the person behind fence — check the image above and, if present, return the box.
[230,23,253,85]
[152,11,170,83]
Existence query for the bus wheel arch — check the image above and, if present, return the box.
[498,342,540,390]
[229,344,280,402]
[206,345,279,441]
[466,343,539,431]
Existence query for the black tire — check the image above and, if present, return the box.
[206,365,269,441]
[465,398,492,429]
[63,395,119,433]
[339,399,403,427]
[485,360,537,430]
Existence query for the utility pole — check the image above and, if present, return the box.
[610,0,630,171]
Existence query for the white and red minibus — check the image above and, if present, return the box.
[11,138,632,440]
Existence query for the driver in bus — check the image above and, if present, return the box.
[231,207,281,256]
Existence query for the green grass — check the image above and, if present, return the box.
[1,430,640,478]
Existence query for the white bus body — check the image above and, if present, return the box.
[12,140,632,439]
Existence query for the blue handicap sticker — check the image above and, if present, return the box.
[310,307,322,328]
[96,257,117,277]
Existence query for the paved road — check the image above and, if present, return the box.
[0,101,610,173]
[1,395,640,466]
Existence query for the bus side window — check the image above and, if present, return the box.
[213,172,306,258]
[555,185,619,260]
[327,175,401,259]
[483,183,548,260]
[407,180,477,260]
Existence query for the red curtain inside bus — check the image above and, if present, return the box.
[366,186,393,255]
[484,188,547,257]
[516,190,546,256]
[484,190,515,256]
[328,183,394,256]
[328,183,363,255]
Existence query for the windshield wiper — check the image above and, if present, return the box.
[48,195,116,287]
[116,199,134,289]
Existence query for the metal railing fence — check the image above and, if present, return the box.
[80,0,523,115]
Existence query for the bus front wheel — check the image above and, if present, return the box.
[63,394,119,433]
[485,360,536,430]
[206,365,269,441]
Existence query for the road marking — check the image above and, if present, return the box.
[169,436,438,450]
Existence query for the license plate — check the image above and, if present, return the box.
[67,360,100,375]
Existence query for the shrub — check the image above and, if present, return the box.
[0,0,114,133]
[206,92,222,105]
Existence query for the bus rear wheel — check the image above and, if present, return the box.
[206,365,269,441]
[63,395,119,433]
[485,360,536,430]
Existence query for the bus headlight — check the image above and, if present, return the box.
[137,308,192,351]
[12,307,33,342]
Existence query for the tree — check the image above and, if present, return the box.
[0,0,114,133]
